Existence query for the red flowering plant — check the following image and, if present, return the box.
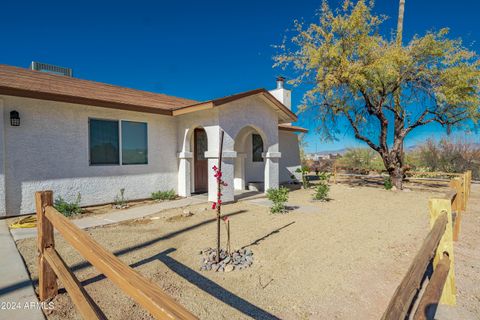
[211,165,228,210]
[212,164,230,261]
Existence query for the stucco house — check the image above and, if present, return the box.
[0,64,307,217]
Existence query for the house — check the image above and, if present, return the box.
[0,64,307,217]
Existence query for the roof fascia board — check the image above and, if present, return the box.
[0,86,173,115]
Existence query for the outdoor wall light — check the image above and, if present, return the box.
[10,110,20,126]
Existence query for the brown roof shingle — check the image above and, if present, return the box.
[0,64,197,115]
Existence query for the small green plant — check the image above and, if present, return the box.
[114,188,128,208]
[295,166,310,189]
[384,177,393,190]
[54,193,82,217]
[313,171,330,201]
[151,189,177,201]
[266,187,289,214]
[313,184,330,201]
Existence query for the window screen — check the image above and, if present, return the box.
[89,119,119,165]
[121,121,148,165]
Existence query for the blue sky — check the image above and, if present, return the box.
[1,0,479,152]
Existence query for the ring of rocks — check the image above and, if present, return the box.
[199,247,254,272]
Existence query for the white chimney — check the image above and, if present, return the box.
[269,76,291,110]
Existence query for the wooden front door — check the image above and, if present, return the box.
[194,128,208,193]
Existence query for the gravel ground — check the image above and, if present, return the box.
[14,182,479,319]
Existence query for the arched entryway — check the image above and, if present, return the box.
[233,126,268,192]
[193,128,208,193]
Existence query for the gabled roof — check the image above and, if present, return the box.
[0,64,197,115]
[0,64,297,123]
[172,88,298,122]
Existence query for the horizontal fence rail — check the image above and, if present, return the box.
[36,190,197,320]
[381,170,472,320]
[381,212,448,320]
[413,253,451,320]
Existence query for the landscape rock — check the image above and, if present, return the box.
[199,247,254,272]
[182,210,194,217]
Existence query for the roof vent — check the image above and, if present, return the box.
[30,61,73,77]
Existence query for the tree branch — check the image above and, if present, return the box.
[344,111,382,153]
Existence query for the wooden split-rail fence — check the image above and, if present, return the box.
[35,171,473,319]
[331,164,473,185]
[381,170,472,320]
[35,190,197,320]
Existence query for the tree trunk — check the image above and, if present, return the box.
[381,150,405,190]
[389,166,404,190]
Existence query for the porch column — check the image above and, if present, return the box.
[177,151,193,197]
[0,100,5,216]
[263,152,281,191]
[206,150,236,203]
[234,152,247,190]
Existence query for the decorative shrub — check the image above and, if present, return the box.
[151,189,177,201]
[313,184,330,201]
[54,193,82,217]
[266,187,289,214]
[312,171,330,201]
[295,166,310,189]
[384,177,393,190]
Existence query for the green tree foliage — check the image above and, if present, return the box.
[275,0,480,189]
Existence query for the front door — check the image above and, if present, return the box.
[194,128,208,193]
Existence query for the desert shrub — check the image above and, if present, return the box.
[411,138,480,179]
[295,166,310,189]
[152,189,177,201]
[383,177,393,190]
[54,193,82,217]
[266,187,289,214]
[313,172,330,200]
[113,188,128,208]
[313,184,330,201]
[336,148,385,172]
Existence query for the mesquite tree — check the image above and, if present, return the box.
[275,0,480,189]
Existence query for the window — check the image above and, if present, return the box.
[252,134,264,162]
[89,119,119,165]
[89,119,148,165]
[122,121,148,165]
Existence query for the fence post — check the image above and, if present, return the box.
[462,173,468,210]
[429,198,456,305]
[466,170,472,200]
[449,178,462,242]
[36,190,58,301]
[333,164,337,184]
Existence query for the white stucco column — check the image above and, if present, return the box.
[264,152,281,191]
[234,152,247,190]
[177,151,193,197]
[206,150,236,203]
[0,100,5,216]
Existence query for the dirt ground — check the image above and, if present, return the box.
[15,181,480,320]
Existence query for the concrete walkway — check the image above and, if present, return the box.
[10,196,207,241]
[0,220,44,320]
